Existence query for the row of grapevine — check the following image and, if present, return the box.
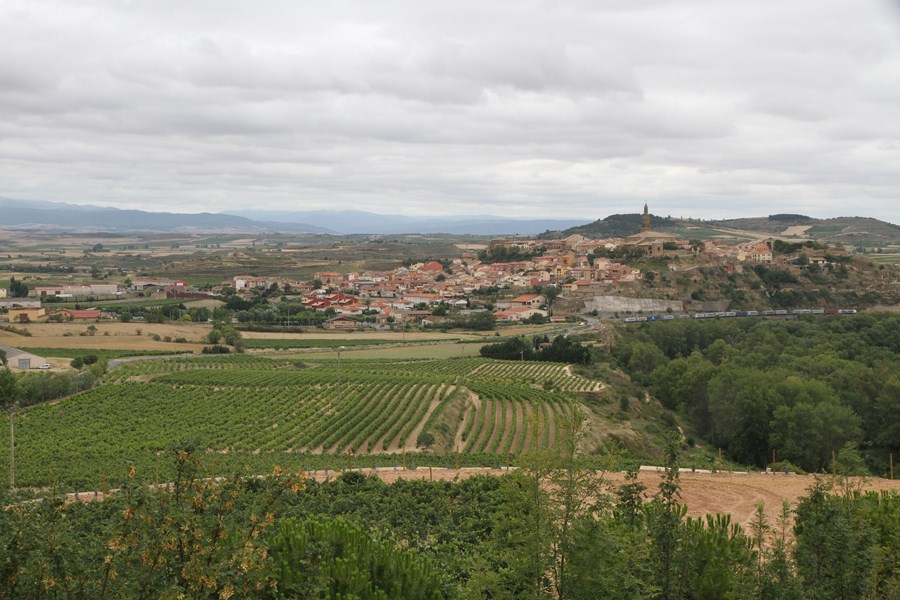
[5,353,603,489]
[470,360,601,391]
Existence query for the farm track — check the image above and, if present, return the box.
[385,385,434,453]
[403,384,447,452]
[454,391,479,452]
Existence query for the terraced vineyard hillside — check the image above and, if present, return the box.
[4,356,614,490]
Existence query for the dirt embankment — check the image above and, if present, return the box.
[56,468,898,535]
[367,469,898,531]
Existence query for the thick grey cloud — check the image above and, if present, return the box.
[1,0,898,221]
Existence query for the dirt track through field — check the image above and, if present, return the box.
[403,384,447,452]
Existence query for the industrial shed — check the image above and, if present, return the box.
[0,344,48,370]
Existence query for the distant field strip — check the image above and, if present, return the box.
[241,338,401,349]
[24,348,193,360]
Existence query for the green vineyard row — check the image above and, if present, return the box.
[2,356,602,490]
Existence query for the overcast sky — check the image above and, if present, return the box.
[1,0,899,222]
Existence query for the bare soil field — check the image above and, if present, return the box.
[712,227,811,243]
[308,468,899,531]
[781,225,812,236]
[6,322,211,338]
[0,322,210,353]
[278,342,483,360]
[241,330,475,341]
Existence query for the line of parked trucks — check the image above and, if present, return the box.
[622,308,858,323]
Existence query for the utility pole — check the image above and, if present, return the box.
[337,346,345,405]
[8,410,16,489]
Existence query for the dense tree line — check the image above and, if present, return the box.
[0,438,895,598]
[6,276,29,298]
[612,314,900,473]
[0,368,97,410]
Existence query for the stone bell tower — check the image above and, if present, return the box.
[640,203,652,232]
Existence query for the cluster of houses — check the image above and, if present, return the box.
[3,205,836,329]
[220,207,821,329]
[230,260,559,327]
[230,253,588,327]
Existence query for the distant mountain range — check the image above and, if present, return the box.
[221,209,587,235]
[0,198,895,244]
[0,199,587,235]
[0,198,329,233]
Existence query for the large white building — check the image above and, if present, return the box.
[33,284,118,297]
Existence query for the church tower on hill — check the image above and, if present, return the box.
[641,203,652,232]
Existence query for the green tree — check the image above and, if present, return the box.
[755,500,804,600]
[651,352,716,435]
[269,517,443,599]
[540,286,561,316]
[645,434,686,600]
[793,481,876,600]
[708,367,781,466]
[546,404,608,600]
[770,397,861,473]
[416,430,435,452]
[8,277,28,298]
[0,368,17,407]
[625,342,667,376]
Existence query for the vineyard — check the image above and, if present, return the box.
[2,356,606,489]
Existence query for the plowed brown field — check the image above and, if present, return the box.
[309,468,900,530]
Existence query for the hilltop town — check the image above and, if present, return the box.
[3,205,896,333]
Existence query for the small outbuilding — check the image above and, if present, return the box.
[57,308,102,320]
[324,316,359,330]
[7,307,47,322]
[0,344,49,370]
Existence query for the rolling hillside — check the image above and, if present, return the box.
[548,212,900,248]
